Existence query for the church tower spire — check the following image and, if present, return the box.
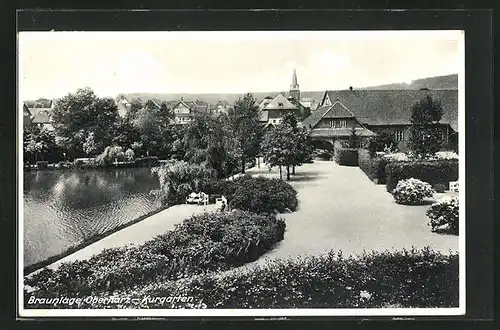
[289,69,300,101]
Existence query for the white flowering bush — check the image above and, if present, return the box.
[392,178,435,205]
[434,151,459,160]
[427,196,459,235]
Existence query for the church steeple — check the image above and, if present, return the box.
[289,69,300,101]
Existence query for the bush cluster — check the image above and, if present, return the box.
[334,148,359,166]
[25,210,285,296]
[386,159,458,192]
[392,178,435,205]
[73,248,458,309]
[358,149,389,184]
[215,175,298,214]
[427,197,459,235]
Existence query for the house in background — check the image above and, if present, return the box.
[302,89,458,151]
[258,93,302,126]
[212,100,231,115]
[257,69,316,126]
[172,98,209,124]
[24,100,56,131]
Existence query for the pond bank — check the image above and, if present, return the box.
[26,203,217,277]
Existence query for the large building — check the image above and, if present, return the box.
[302,89,458,151]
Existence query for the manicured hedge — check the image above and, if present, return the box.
[214,175,298,214]
[334,148,359,166]
[386,159,458,192]
[24,210,285,296]
[69,248,458,309]
[358,149,388,184]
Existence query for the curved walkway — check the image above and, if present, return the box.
[243,160,458,269]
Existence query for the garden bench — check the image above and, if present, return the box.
[449,181,459,192]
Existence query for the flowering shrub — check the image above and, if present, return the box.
[427,197,459,235]
[68,248,458,309]
[392,178,435,205]
[382,152,410,162]
[433,151,459,160]
[25,211,285,296]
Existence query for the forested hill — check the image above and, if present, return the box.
[24,74,458,105]
[359,74,458,91]
[121,74,458,104]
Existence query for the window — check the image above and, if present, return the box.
[278,103,284,107]
[330,119,347,128]
[394,130,404,142]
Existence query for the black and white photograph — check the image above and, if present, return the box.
[18,29,465,317]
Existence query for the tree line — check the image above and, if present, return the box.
[24,87,315,180]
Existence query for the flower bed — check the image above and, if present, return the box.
[67,248,459,309]
[25,211,285,296]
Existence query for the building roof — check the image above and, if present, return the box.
[260,93,299,111]
[173,100,209,115]
[310,127,377,138]
[306,89,458,131]
[30,109,52,124]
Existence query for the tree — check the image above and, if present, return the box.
[151,160,217,205]
[229,93,262,174]
[83,132,97,157]
[261,125,297,180]
[23,123,60,164]
[51,87,120,158]
[367,131,396,156]
[348,126,359,149]
[182,114,236,179]
[280,113,314,175]
[408,95,444,158]
[125,148,135,161]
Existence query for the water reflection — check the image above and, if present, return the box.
[23,168,161,266]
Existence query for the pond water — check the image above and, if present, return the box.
[23,168,162,267]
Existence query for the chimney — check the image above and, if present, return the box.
[349,86,353,91]
[180,97,183,101]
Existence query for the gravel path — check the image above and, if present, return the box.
[240,160,458,270]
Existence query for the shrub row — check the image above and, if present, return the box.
[334,148,359,166]
[386,159,458,192]
[24,210,286,296]
[358,149,389,184]
[65,248,459,309]
[210,175,298,214]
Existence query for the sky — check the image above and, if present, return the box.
[19,31,463,100]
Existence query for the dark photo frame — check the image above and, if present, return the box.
[0,5,494,328]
